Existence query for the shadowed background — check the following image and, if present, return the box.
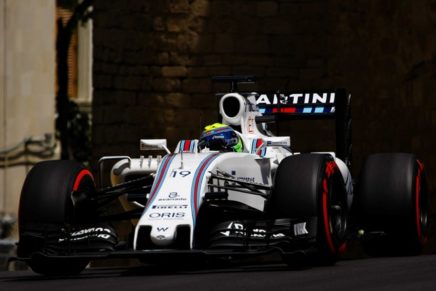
[93,0,436,183]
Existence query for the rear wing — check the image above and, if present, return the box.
[255,89,351,167]
[212,76,352,167]
[253,89,347,122]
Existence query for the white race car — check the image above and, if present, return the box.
[16,76,428,275]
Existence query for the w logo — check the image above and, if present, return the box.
[157,227,168,232]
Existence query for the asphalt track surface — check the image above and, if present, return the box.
[1,255,436,291]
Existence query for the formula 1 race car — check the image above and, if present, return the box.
[16,76,429,275]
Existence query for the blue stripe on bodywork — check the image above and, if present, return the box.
[190,153,220,225]
[251,139,257,154]
[261,147,267,157]
[179,140,185,152]
[314,107,324,113]
[144,154,175,211]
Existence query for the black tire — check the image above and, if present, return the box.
[357,153,428,256]
[18,160,96,275]
[270,154,348,265]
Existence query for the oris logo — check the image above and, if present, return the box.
[148,212,185,219]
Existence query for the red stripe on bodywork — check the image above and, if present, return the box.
[256,139,263,149]
[255,139,263,155]
[183,140,191,152]
[272,107,296,113]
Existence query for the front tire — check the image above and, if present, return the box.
[18,160,96,275]
[270,154,349,265]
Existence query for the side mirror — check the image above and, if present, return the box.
[140,139,171,154]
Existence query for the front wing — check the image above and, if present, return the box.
[15,217,321,264]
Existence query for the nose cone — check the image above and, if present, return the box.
[150,225,176,246]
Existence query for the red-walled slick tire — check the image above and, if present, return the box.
[358,153,428,256]
[270,154,349,266]
[18,160,96,275]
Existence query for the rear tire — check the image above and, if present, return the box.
[357,153,428,256]
[18,160,96,275]
[270,154,349,266]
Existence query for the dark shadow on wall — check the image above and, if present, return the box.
[92,0,436,184]
[92,0,338,159]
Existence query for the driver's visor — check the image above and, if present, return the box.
[199,128,238,148]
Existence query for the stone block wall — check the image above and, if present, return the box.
[92,0,436,186]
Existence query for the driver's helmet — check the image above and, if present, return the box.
[198,123,243,152]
